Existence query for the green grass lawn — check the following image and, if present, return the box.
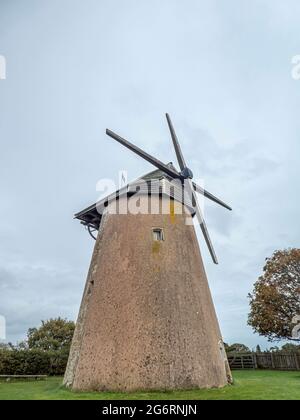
[0,370,299,400]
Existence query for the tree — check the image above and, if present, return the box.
[256,345,262,353]
[226,343,250,353]
[269,346,280,353]
[281,343,300,353]
[0,343,9,350]
[248,249,300,342]
[27,318,75,352]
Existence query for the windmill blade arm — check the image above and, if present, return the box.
[106,129,181,180]
[165,113,186,171]
[186,180,218,264]
[193,182,232,211]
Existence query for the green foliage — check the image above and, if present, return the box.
[0,318,75,376]
[226,343,251,353]
[27,318,75,351]
[279,343,300,353]
[269,346,280,353]
[0,343,9,349]
[0,348,69,376]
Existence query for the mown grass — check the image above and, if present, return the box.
[0,370,299,400]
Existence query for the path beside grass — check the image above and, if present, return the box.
[0,370,299,400]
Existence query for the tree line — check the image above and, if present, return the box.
[225,343,300,354]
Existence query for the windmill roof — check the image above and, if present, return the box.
[139,163,177,181]
[75,163,193,229]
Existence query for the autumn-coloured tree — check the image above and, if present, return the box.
[248,249,300,342]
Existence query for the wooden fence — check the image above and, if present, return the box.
[227,353,300,371]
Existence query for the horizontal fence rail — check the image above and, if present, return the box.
[227,353,300,371]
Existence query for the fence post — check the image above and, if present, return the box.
[253,353,258,369]
[271,353,275,369]
[294,354,300,371]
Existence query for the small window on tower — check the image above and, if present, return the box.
[152,228,164,241]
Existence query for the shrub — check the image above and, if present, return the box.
[0,348,69,376]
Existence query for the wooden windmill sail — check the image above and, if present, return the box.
[64,114,232,391]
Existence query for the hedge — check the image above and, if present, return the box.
[0,348,69,376]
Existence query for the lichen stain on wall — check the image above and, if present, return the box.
[152,241,160,254]
[169,200,176,224]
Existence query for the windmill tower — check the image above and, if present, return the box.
[64,114,232,391]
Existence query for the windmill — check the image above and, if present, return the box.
[64,114,232,391]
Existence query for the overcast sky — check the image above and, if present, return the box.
[0,0,299,349]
